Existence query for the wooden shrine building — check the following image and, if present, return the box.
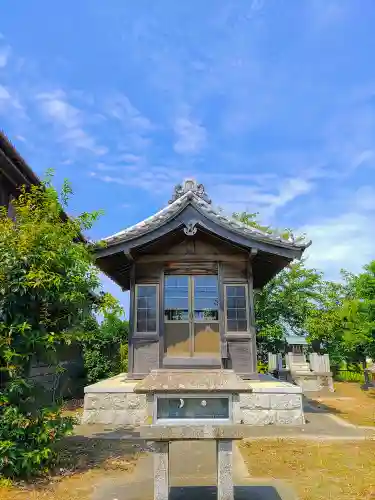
[95,179,309,379]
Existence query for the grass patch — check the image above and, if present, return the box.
[240,439,375,500]
[0,437,141,500]
[308,382,375,427]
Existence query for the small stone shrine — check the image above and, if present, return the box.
[135,369,252,500]
[268,336,334,392]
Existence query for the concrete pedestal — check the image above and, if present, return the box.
[154,442,170,500]
[153,439,234,500]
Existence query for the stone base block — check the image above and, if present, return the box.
[291,371,334,392]
[236,380,304,426]
[81,374,147,425]
[81,373,305,426]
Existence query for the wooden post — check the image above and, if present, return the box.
[247,258,257,377]
[128,262,136,376]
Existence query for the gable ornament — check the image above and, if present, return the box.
[169,178,212,204]
[183,220,198,236]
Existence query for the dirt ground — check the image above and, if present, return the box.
[240,439,375,500]
[0,437,142,500]
[307,381,375,427]
[3,438,375,500]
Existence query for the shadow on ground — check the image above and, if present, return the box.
[303,396,342,416]
[169,485,286,500]
[54,430,147,476]
[92,480,294,500]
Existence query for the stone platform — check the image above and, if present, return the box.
[82,373,304,426]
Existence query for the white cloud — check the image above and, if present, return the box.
[300,184,375,278]
[353,186,375,211]
[37,90,80,128]
[63,127,107,155]
[0,45,10,68]
[0,84,24,114]
[174,116,207,154]
[209,175,314,220]
[106,93,153,132]
[350,149,375,171]
[90,164,184,195]
[0,84,10,100]
[36,90,106,155]
[301,211,374,279]
[307,0,348,29]
[119,153,142,163]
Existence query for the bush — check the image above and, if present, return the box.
[120,343,129,372]
[0,381,76,478]
[0,176,116,478]
[257,360,268,374]
[82,313,129,383]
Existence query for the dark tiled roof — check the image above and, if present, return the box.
[103,179,311,251]
[0,130,40,186]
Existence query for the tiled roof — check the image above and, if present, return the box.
[0,130,40,186]
[102,179,311,250]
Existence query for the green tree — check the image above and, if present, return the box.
[0,174,115,478]
[255,261,323,358]
[340,261,375,366]
[305,279,351,365]
[233,211,305,242]
[306,263,375,368]
[82,311,129,383]
[233,211,322,358]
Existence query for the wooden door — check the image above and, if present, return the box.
[164,275,220,359]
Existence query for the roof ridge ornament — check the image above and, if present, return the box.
[168,178,212,204]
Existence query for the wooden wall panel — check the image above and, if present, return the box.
[135,263,162,282]
[132,340,159,378]
[221,262,247,281]
[227,340,255,378]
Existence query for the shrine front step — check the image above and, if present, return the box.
[81,374,305,427]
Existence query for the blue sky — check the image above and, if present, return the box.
[1,0,375,313]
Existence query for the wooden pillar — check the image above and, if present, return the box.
[127,262,136,376]
[158,268,165,368]
[218,262,227,366]
[247,258,258,377]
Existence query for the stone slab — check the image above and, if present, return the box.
[135,369,253,394]
[139,424,246,440]
[248,381,302,394]
[85,373,137,393]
